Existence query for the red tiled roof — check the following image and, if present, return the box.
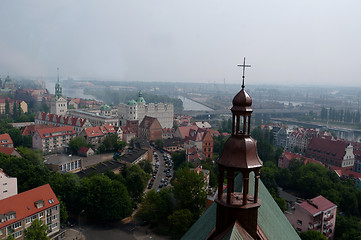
[0,134,13,145]
[0,184,59,228]
[0,146,17,156]
[78,147,91,154]
[283,151,324,166]
[36,126,76,139]
[84,127,105,137]
[330,166,361,179]
[102,124,116,134]
[177,125,198,139]
[307,137,349,159]
[36,112,88,127]
[22,124,54,136]
[121,126,135,134]
[299,195,336,216]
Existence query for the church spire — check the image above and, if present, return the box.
[209,59,263,239]
[55,67,62,99]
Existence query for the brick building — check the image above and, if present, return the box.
[138,116,162,141]
[306,137,355,169]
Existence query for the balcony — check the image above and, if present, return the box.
[324,215,334,222]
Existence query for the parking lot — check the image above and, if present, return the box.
[147,149,174,191]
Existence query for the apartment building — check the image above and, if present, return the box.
[0,169,17,200]
[32,126,77,154]
[0,184,60,240]
[285,195,337,239]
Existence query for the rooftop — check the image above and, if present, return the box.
[0,184,59,228]
[298,195,337,216]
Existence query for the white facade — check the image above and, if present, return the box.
[0,170,17,200]
[50,96,67,115]
[342,144,355,168]
[118,93,174,128]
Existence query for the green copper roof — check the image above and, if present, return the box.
[181,172,300,240]
[128,99,137,105]
[137,91,146,103]
[100,104,111,111]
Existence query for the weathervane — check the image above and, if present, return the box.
[237,57,251,89]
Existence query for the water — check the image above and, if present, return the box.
[177,96,213,111]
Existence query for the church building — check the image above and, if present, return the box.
[182,59,300,240]
[50,69,67,115]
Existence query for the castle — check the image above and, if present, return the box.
[118,91,174,128]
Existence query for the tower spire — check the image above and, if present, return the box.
[57,67,59,83]
[237,57,251,89]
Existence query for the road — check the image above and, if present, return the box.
[147,149,174,192]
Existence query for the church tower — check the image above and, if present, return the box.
[55,68,63,99]
[209,58,263,239]
[50,68,67,115]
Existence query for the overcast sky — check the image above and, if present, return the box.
[1,0,361,86]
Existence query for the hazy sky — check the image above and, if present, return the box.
[1,1,361,86]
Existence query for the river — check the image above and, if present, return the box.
[177,96,213,111]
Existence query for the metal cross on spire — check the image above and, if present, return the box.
[237,57,251,89]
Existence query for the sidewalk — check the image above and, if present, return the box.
[59,228,86,240]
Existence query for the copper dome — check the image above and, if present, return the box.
[231,88,253,112]
[216,136,263,169]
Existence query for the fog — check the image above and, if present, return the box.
[1,0,361,86]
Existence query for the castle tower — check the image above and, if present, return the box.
[209,58,263,239]
[50,68,67,115]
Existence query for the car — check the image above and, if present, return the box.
[147,185,152,189]
[161,178,165,183]
[153,175,156,179]
[159,184,163,188]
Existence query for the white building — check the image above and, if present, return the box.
[50,71,67,115]
[0,169,17,200]
[118,91,174,128]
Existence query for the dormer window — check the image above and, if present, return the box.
[5,211,16,220]
[34,200,44,209]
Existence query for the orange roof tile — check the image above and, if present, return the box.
[0,184,59,228]
[36,126,76,139]
[0,146,18,156]
[0,134,13,145]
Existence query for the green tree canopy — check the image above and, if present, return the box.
[124,164,150,202]
[168,209,193,239]
[24,219,49,240]
[299,230,327,240]
[68,136,89,153]
[79,174,132,222]
[173,167,207,219]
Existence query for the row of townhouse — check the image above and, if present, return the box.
[0,184,60,240]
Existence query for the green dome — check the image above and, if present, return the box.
[128,99,137,105]
[101,104,112,111]
[137,91,146,103]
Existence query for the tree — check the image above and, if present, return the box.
[299,230,327,240]
[59,199,68,225]
[155,138,164,148]
[5,99,10,115]
[79,174,132,222]
[68,136,88,153]
[168,209,194,239]
[124,165,150,202]
[138,160,153,174]
[173,167,207,219]
[172,150,186,170]
[24,219,49,240]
